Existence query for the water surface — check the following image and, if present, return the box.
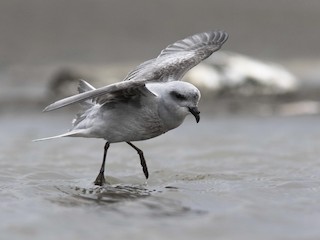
[1,111,320,240]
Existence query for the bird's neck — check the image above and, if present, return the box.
[146,82,188,131]
[158,99,187,131]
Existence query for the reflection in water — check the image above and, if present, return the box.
[52,184,205,217]
[55,184,152,205]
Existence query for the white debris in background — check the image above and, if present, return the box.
[185,64,222,90]
[46,52,299,99]
[278,101,320,116]
[186,51,299,95]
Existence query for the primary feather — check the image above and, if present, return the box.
[43,31,228,112]
[124,31,228,82]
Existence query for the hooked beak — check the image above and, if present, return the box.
[188,106,200,123]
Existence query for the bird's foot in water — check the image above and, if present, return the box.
[94,172,106,186]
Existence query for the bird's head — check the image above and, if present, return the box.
[146,81,201,128]
[165,81,201,123]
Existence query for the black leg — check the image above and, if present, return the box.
[94,142,110,186]
[126,142,149,179]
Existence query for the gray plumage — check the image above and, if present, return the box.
[42,31,228,112]
[35,30,228,184]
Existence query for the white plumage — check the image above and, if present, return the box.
[35,31,228,185]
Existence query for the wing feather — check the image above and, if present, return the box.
[43,81,155,112]
[43,31,228,112]
[124,30,228,82]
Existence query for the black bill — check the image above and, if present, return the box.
[188,106,200,123]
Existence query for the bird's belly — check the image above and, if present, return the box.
[99,120,164,142]
[91,106,165,143]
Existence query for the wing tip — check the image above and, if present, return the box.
[208,30,229,45]
[42,106,50,112]
[218,30,229,44]
[42,104,56,112]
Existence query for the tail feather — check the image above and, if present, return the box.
[36,80,97,141]
[33,130,85,142]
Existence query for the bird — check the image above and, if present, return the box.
[35,31,228,186]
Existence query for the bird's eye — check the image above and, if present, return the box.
[171,91,187,100]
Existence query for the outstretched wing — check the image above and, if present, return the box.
[124,30,228,82]
[43,80,155,112]
[43,31,228,112]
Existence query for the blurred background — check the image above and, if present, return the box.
[1,0,320,113]
[2,1,320,240]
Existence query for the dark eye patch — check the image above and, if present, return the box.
[171,91,187,100]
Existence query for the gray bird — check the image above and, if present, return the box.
[35,31,228,186]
